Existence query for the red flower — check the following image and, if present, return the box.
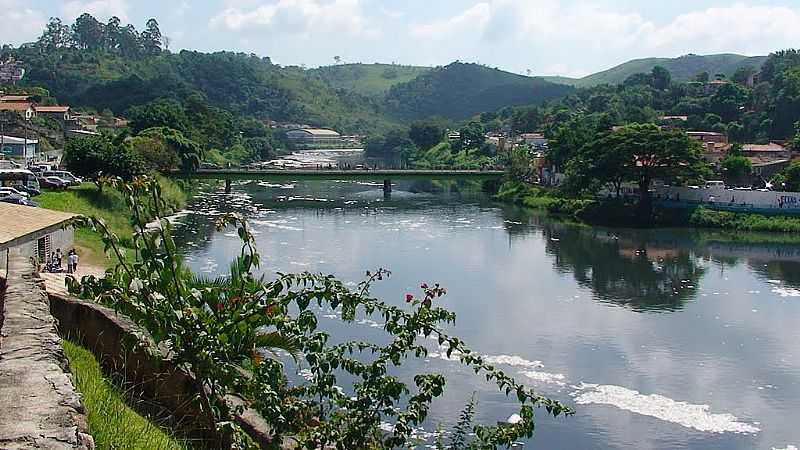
[216,302,225,311]
[405,294,414,303]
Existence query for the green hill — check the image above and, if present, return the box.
[309,63,431,97]
[545,54,768,87]
[13,49,394,134]
[385,62,573,121]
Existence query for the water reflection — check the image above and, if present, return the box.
[538,223,705,312]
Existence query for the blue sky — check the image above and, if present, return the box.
[4,0,800,77]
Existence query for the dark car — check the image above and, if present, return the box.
[37,176,69,190]
[0,193,39,207]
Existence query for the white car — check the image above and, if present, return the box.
[0,187,30,198]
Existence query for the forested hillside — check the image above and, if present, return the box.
[384,62,573,121]
[546,54,767,88]
[309,63,430,97]
[3,16,394,134]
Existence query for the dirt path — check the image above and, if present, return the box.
[39,264,106,298]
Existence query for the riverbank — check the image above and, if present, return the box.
[495,180,800,234]
[36,174,195,268]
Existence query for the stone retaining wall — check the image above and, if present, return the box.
[48,293,276,449]
[0,256,94,449]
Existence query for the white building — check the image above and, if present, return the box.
[286,128,344,147]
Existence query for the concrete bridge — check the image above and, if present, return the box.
[178,169,506,195]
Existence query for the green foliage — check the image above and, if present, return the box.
[544,53,768,88]
[566,123,708,218]
[62,340,192,450]
[64,135,146,180]
[721,155,752,185]
[309,63,431,97]
[138,127,203,172]
[782,160,800,192]
[66,177,572,449]
[128,99,191,134]
[385,62,572,121]
[365,129,417,166]
[413,142,497,170]
[408,121,445,150]
[687,207,800,232]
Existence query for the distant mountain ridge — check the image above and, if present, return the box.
[383,62,573,121]
[543,53,768,87]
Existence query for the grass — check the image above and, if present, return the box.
[62,339,193,450]
[36,174,192,268]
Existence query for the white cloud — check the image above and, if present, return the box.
[407,1,800,77]
[61,0,130,22]
[0,0,46,44]
[210,0,379,38]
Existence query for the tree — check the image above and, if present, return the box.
[650,66,671,90]
[694,72,710,83]
[783,161,800,191]
[139,127,203,172]
[128,135,178,171]
[64,135,145,180]
[140,18,162,54]
[127,100,190,134]
[710,83,747,123]
[567,123,707,219]
[38,17,72,50]
[721,155,752,186]
[732,66,756,85]
[457,121,485,150]
[408,121,444,150]
[546,114,607,171]
[105,16,122,52]
[71,13,105,50]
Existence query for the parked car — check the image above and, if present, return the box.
[43,170,82,186]
[0,186,30,198]
[37,176,70,190]
[0,192,38,207]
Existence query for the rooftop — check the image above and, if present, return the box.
[0,203,77,250]
[0,135,39,144]
[0,95,31,102]
[34,105,70,113]
[742,143,786,152]
[287,128,341,137]
[0,102,33,112]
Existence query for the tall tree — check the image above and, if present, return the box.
[105,16,122,52]
[38,17,72,50]
[71,13,105,50]
[650,66,672,90]
[567,123,707,219]
[408,121,444,150]
[140,18,162,55]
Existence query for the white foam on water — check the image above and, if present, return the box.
[571,384,760,434]
[772,287,800,297]
[520,370,567,386]
[483,355,543,369]
[772,445,798,450]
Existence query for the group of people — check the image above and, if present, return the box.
[44,248,79,274]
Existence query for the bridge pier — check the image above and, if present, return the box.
[383,179,392,199]
[225,179,232,194]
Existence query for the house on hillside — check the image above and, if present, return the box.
[0,95,32,103]
[0,102,35,120]
[520,133,547,149]
[687,131,730,165]
[34,105,71,122]
[286,128,344,147]
[741,142,790,159]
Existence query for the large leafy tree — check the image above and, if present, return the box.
[71,13,105,50]
[567,123,708,219]
[139,127,203,172]
[408,121,444,151]
[64,135,146,180]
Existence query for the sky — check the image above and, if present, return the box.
[3,0,800,78]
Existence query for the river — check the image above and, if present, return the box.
[170,153,799,450]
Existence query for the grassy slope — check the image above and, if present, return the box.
[62,340,191,450]
[309,63,431,97]
[544,54,768,87]
[36,175,190,267]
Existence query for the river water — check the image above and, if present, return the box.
[171,154,800,449]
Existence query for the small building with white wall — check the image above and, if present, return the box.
[0,202,76,275]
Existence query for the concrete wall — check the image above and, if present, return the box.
[49,293,277,448]
[0,256,94,449]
